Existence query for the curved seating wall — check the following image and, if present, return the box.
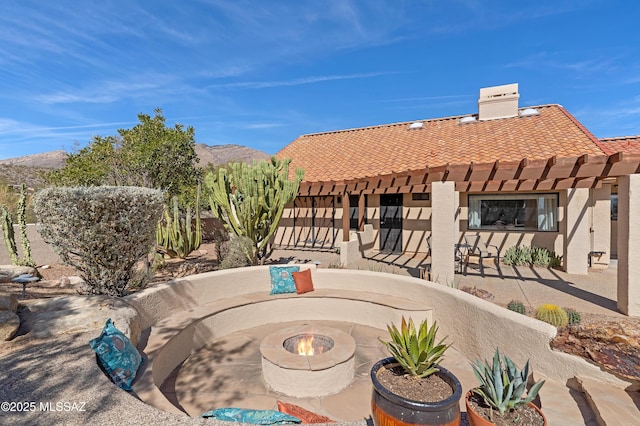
[125,265,629,415]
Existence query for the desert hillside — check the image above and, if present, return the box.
[0,143,272,187]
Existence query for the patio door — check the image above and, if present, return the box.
[380,194,402,252]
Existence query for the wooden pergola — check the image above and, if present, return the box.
[293,151,640,316]
[297,153,640,242]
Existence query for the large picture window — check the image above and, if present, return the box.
[468,193,558,232]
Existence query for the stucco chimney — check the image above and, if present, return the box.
[478,83,519,120]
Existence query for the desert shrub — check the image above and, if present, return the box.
[507,300,526,315]
[503,245,561,267]
[211,226,230,262]
[33,186,164,296]
[218,235,254,269]
[563,307,582,325]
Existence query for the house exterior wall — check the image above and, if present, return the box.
[401,193,431,255]
[273,201,297,248]
[564,188,590,274]
[275,187,613,275]
[617,174,640,316]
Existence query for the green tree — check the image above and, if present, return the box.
[47,136,118,186]
[45,109,200,199]
[205,158,304,265]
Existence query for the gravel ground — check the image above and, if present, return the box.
[0,331,215,426]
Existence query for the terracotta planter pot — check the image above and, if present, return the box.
[370,357,462,426]
[465,390,547,426]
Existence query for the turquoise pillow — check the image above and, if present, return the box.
[89,318,141,391]
[201,408,301,424]
[269,266,300,295]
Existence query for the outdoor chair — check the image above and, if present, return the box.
[466,235,501,274]
[425,235,468,276]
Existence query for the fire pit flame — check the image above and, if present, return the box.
[297,334,320,356]
[283,333,334,357]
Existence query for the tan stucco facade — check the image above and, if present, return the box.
[275,188,614,272]
[617,174,640,316]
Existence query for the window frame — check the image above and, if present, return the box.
[468,193,559,232]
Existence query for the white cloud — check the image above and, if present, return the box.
[207,72,395,90]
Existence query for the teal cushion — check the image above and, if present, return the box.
[201,408,301,424]
[89,318,141,391]
[269,266,300,295]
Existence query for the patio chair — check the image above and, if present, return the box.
[426,235,468,275]
[466,235,501,274]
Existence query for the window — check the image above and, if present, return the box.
[468,193,558,232]
[611,194,618,221]
[412,193,429,201]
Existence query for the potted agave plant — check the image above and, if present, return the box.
[370,317,462,426]
[466,348,546,426]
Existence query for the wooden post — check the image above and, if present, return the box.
[358,194,366,231]
[342,193,350,242]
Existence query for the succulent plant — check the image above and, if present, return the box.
[379,317,451,378]
[506,300,526,315]
[535,304,569,327]
[156,185,202,259]
[563,307,581,325]
[471,348,545,416]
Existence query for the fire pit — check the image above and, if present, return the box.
[283,333,334,356]
[260,324,356,397]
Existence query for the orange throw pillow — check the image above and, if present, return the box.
[277,401,334,424]
[292,269,314,294]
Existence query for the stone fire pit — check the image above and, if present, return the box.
[260,324,356,397]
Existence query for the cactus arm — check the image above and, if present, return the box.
[17,184,34,266]
[204,158,303,264]
[1,206,19,265]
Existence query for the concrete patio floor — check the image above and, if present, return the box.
[166,320,597,425]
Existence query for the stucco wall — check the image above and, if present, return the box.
[127,266,631,389]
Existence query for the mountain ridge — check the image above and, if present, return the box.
[0,143,272,187]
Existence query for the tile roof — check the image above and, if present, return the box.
[277,104,608,183]
[600,136,640,155]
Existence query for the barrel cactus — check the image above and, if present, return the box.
[507,300,526,315]
[563,307,581,325]
[535,304,569,327]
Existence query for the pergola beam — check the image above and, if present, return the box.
[296,154,640,196]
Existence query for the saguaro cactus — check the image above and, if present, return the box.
[205,158,304,264]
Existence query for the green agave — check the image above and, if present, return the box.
[379,317,451,378]
[471,348,545,415]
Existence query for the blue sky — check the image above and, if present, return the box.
[1,0,639,160]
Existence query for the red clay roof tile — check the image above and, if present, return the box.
[600,136,640,155]
[277,104,607,183]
